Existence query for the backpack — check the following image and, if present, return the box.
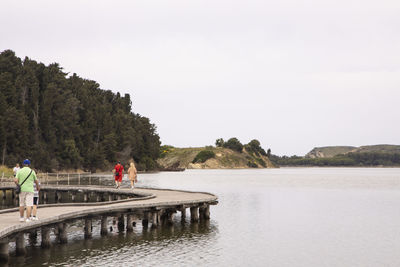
[115,164,121,177]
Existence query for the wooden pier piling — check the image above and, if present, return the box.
[118,215,125,232]
[179,206,186,221]
[142,212,149,228]
[151,211,159,228]
[126,214,134,232]
[190,207,199,222]
[15,233,26,256]
[41,227,51,248]
[58,223,68,244]
[0,239,9,263]
[101,216,108,236]
[84,218,92,239]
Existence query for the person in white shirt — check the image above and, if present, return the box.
[13,163,20,177]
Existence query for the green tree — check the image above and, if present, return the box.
[223,137,243,153]
[0,50,161,171]
[215,138,224,147]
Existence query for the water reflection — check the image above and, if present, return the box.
[6,217,217,267]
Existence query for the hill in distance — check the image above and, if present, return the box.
[157,146,276,170]
[305,144,400,158]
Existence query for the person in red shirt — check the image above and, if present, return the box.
[113,161,124,189]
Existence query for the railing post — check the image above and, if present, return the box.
[78,173,81,185]
[57,173,59,185]
[43,191,48,203]
[67,173,70,185]
[89,173,92,185]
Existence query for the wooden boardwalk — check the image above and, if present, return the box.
[0,185,218,262]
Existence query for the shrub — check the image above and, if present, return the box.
[192,150,216,163]
[247,161,258,168]
[159,145,174,158]
[223,138,243,153]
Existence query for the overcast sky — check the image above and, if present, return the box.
[1,0,399,155]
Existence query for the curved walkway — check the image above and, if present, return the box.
[0,186,218,239]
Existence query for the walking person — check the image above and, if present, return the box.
[127,161,137,189]
[14,159,40,222]
[113,161,124,189]
[31,179,40,220]
[13,163,20,177]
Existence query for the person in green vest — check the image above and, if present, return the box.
[14,159,40,222]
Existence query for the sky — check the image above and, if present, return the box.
[1,0,399,156]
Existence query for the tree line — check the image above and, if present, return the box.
[215,137,271,157]
[0,50,160,171]
[270,152,400,167]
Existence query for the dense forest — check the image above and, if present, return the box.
[0,50,160,172]
[270,152,400,167]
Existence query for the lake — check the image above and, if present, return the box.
[6,168,400,267]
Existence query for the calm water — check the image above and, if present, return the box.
[6,168,400,267]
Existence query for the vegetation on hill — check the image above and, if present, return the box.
[192,150,216,163]
[0,50,160,172]
[0,165,13,178]
[158,138,276,169]
[271,147,400,167]
[305,145,400,159]
[306,146,356,158]
[216,137,243,153]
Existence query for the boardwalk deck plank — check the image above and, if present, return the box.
[0,187,217,239]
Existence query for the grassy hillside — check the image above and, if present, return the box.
[271,144,400,167]
[157,146,276,169]
[305,146,356,158]
[305,145,400,158]
[356,145,400,154]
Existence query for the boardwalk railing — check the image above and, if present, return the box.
[0,172,109,186]
[37,172,94,185]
